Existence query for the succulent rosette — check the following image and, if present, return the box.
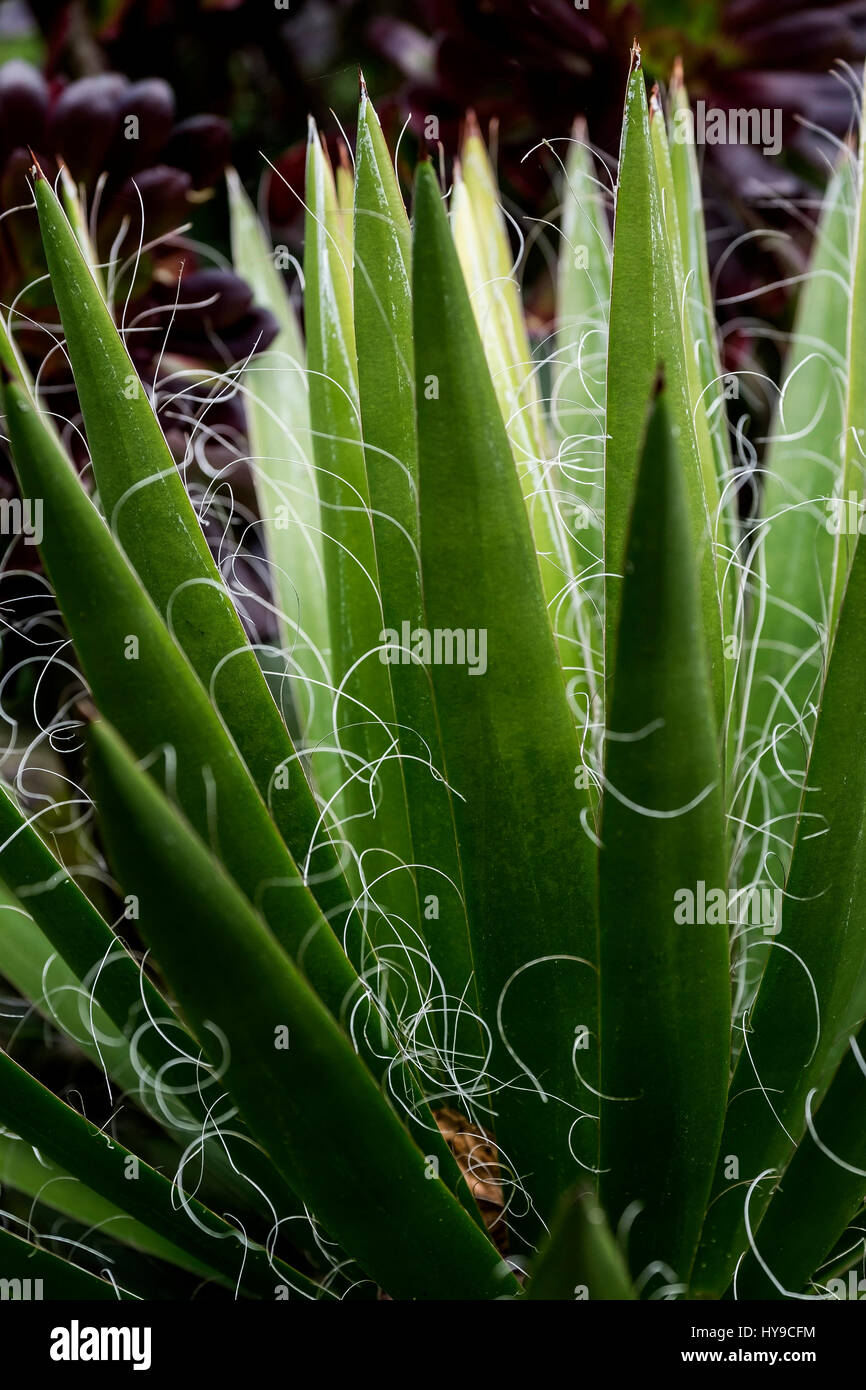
[0,61,276,381]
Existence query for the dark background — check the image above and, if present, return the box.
[7,0,865,313]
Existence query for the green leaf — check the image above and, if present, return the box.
[335,143,354,280]
[413,158,598,1234]
[57,161,104,294]
[0,779,180,1058]
[353,82,417,646]
[2,375,469,1209]
[668,63,734,545]
[31,166,349,925]
[0,1225,136,1299]
[605,51,661,672]
[88,719,517,1301]
[598,383,730,1288]
[553,117,610,487]
[552,120,609,757]
[0,1133,220,1283]
[353,85,475,1012]
[527,1185,636,1300]
[0,783,303,1219]
[810,1215,866,1287]
[452,120,579,634]
[0,1045,322,1300]
[742,154,854,887]
[693,441,866,1294]
[732,1026,866,1298]
[1,377,351,1013]
[226,170,332,771]
[456,116,547,460]
[605,49,724,731]
[304,121,418,957]
[0,308,30,383]
[648,82,737,780]
[831,60,866,623]
[0,872,140,1097]
[648,88,724,540]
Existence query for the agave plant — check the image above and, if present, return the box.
[0,42,865,1302]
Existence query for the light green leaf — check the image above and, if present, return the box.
[453,121,579,637]
[552,119,610,758]
[226,170,332,770]
[668,62,734,542]
[304,121,418,962]
[57,161,104,294]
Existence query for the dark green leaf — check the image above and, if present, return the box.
[413,158,598,1234]
[527,1185,635,1300]
[354,86,475,1013]
[599,383,730,1288]
[0,1046,324,1299]
[0,1225,135,1300]
[32,167,349,924]
[88,720,517,1301]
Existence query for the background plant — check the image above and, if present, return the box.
[0,44,864,1301]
